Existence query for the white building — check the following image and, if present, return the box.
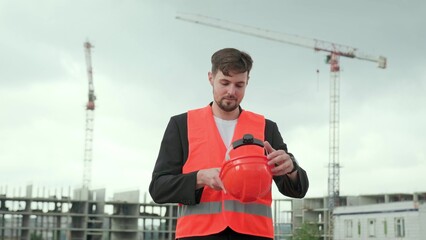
[334,200,426,239]
[291,192,426,239]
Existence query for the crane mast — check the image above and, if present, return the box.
[83,41,96,191]
[176,13,386,239]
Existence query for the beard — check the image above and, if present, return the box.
[216,97,239,112]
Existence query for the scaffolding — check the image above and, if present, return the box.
[0,186,177,240]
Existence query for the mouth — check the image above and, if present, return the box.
[224,97,236,101]
[223,99,236,104]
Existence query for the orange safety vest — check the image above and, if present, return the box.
[176,105,273,239]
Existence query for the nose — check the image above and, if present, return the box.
[227,85,236,96]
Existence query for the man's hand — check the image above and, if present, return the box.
[264,141,297,178]
[196,168,227,193]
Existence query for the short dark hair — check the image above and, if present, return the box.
[211,48,253,77]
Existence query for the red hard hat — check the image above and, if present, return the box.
[220,134,272,202]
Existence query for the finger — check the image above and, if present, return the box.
[269,154,286,169]
[218,179,227,194]
[214,175,227,194]
[270,163,286,175]
[263,141,275,155]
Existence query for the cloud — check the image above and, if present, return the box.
[1,0,425,202]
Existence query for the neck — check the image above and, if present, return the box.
[211,102,240,120]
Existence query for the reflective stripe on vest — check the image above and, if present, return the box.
[178,200,272,218]
[176,105,273,239]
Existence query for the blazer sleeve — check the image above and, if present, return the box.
[265,119,309,198]
[149,113,201,205]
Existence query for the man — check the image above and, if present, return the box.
[149,48,309,239]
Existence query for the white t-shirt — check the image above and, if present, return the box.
[214,116,237,148]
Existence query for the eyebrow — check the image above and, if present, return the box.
[219,79,246,84]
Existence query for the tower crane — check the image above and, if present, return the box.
[176,13,386,239]
[83,41,96,191]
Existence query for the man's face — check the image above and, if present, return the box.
[208,70,248,112]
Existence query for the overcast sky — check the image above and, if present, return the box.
[1,0,425,202]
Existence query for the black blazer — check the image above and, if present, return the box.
[149,111,309,205]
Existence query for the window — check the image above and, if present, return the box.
[395,217,405,237]
[383,220,387,236]
[357,220,361,236]
[368,219,376,237]
[344,219,353,238]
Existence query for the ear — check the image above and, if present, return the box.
[208,72,214,86]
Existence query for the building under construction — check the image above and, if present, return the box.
[1,185,425,240]
[0,185,177,240]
